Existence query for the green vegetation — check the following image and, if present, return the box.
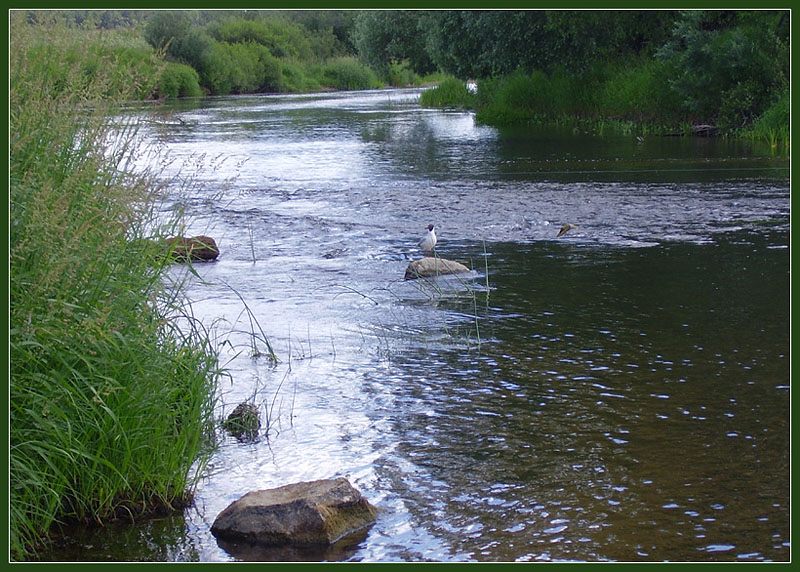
[418,76,475,109]
[13,9,788,145]
[10,14,220,559]
[358,10,788,145]
[470,59,684,133]
[142,10,382,94]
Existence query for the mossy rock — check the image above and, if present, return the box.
[223,402,261,440]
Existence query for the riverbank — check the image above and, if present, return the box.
[9,14,220,559]
[419,70,789,150]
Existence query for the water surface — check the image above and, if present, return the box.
[39,88,789,562]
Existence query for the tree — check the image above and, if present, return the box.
[352,11,437,75]
[657,10,789,126]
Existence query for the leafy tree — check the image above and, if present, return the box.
[279,10,358,54]
[143,10,214,69]
[544,11,677,66]
[205,16,314,60]
[352,11,437,76]
[657,10,789,126]
[424,10,679,78]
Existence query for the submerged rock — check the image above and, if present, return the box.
[211,478,378,548]
[404,257,470,280]
[166,235,219,262]
[223,402,261,440]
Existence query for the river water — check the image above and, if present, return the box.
[41,88,789,562]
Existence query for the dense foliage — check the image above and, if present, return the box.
[20,9,787,139]
[143,10,379,94]
[354,9,789,138]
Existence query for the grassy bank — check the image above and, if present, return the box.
[10,15,220,559]
[421,61,789,149]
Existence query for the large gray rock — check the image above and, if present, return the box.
[210,478,378,548]
[404,257,470,280]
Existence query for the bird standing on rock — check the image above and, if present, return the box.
[418,224,437,254]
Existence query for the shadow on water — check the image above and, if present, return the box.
[36,89,789,562]
[377,229,788,561]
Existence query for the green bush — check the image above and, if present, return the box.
[280,60,319,92]
[157,61,203,98]
[474,70,555,124]
[203,41,284,95]
[598,58,682,122]
[320,57,380,90]
[384,60,420,87]
[747,90,789,148]
[657,11,789,126]
[206,15,314,60]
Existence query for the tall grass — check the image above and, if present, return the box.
[745,91,790,151]
[418,77,475,109]
[10,14,220,559]
[452,60,688,134]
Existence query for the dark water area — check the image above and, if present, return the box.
[36,88,789,562]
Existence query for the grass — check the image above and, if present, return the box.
[420,58,788,142]
[418,76,475,109]
[10,14,220,559]
[744,91,790,152]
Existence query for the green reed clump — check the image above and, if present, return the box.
[10,15,219,559]
[419,76,475,109]
[597,57,683,124]
[745,91,789,151]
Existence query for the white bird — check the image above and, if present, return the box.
[418,224,437,254]
[557,223,578,237]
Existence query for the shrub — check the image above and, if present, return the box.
[384,60,420,87]
[657,10,789,125]
[157,61,203,98]
[206,15,313,60]
[320,57,381,90]
[598,58,683,122]
[203,41,284,95]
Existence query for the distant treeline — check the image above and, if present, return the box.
[392,10,787,141]
[21,9,790,138]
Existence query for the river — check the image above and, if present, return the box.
[38,88,789,562]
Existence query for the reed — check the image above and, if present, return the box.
[10,14,220,559]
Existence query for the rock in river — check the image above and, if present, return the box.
[222,402,261,440]
[404,257,470,280]
[166,235,219,262]
[210,478,378,548]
